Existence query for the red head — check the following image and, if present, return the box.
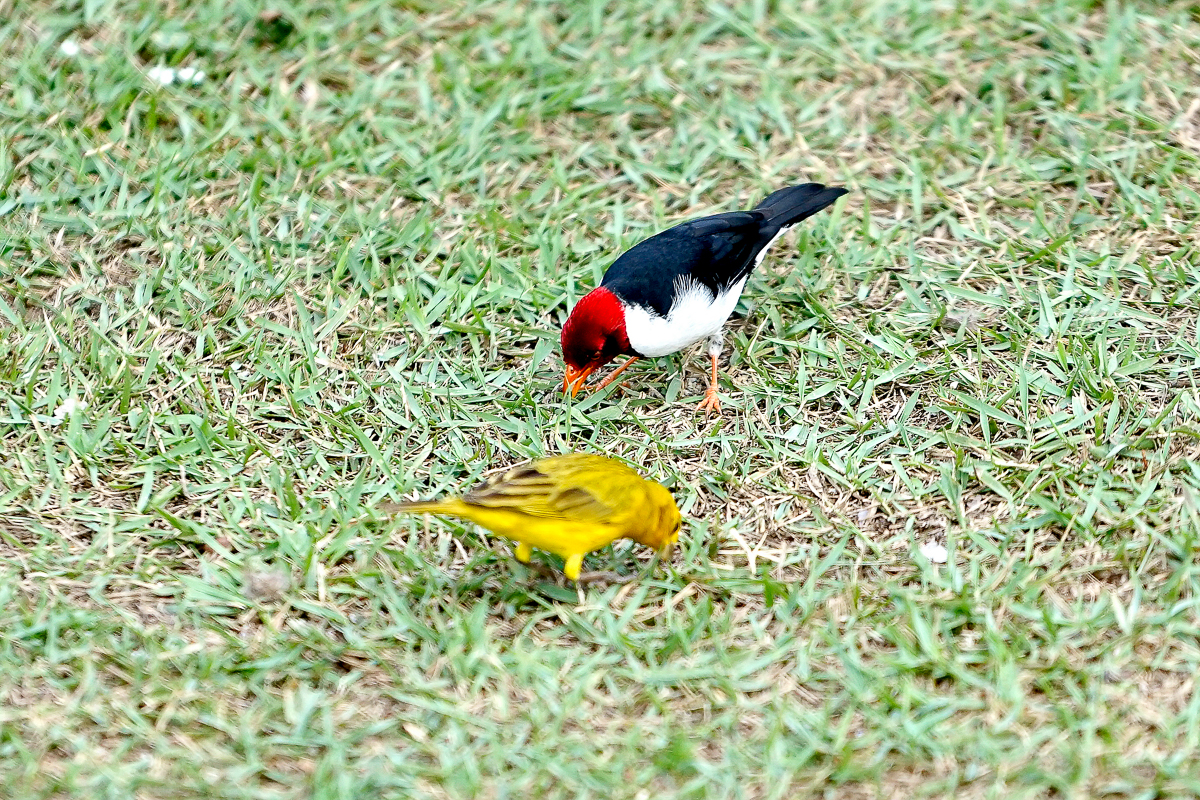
[560,287,632,396]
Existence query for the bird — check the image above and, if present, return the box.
[379,453,681,582]
[560,182,847,412]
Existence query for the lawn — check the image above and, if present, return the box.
[3,0,1200,797]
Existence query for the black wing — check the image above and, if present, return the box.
[599,184,847,317]
[600,211,767,316]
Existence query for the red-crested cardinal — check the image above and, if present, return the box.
[561,183,847,412]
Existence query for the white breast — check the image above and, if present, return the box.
[623,276,748,358]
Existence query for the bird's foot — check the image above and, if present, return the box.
[696,387,722,414]
[589,356,639,393]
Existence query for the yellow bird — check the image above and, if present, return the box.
[381,453,681,581]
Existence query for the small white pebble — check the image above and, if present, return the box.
[176,67,206,84]
[919,539,948,564]
[59,40,80,56]
[51,397,88,424]
[147,65,176,85]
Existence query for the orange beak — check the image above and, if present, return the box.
[563,363,598,397]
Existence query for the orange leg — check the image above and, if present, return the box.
[696,352,721,413]
[590,356,639,391]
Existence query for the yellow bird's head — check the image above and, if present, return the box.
[626,480,683,556]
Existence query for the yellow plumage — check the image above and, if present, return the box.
[381,453,681,581]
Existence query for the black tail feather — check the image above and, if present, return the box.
[755,183,848,230]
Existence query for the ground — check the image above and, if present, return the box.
[3,1,1200,798]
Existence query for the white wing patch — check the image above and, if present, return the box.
[623,276,748,358]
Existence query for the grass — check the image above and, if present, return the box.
[3,0,1200,796]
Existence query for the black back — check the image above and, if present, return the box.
[601,183,847,316]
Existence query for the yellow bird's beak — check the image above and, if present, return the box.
[563,363,597,397]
